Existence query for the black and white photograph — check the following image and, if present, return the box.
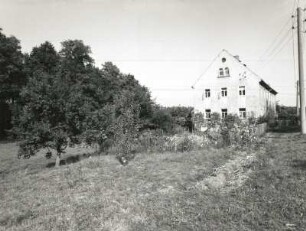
[0,0,305,230]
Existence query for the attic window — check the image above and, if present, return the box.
[222,57,226,63]
[219,68,224,77]
[224,67,230,76]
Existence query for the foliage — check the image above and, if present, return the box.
[5,29,264,167]
[193,112,204,131]
[13,40,101,164]
[275,105,298,125]
[24,41,59,75]
[59,39,94,78]
[0,28,25,102]
[105,91,141,161]
[175,134,195,152]
[133,131,207,154]
[257,105,277,126]
[15,70,70,160]
[150,105,193,134]
[136,129,166,153]
[167,106,193,131]
[12,38,154,166]
[203,113,262,149]
[150,105,174,133]
[0,29,26,138]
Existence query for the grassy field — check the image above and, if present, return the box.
[0,133,305,230]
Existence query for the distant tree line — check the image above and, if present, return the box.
[0,28,193,165]
[276,105,297,121]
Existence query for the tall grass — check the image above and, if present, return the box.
[1,132,305,230]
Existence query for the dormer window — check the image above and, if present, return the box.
[225,67,230,76]
[219,68,224,77]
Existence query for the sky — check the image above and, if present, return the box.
[1,0,305,107]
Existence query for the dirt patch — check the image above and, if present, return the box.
[192,149,262,192]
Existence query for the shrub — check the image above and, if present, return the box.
[135,131,207,154]
[204,113,262,149]
[193,112,204,131]
[104,92,141,161]
[137,129,166,153]
[176,134,194,152]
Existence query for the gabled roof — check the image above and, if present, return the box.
[222,49,278,95]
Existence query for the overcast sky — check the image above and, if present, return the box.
[1,0,305,106]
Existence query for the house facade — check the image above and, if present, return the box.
[194,50,277,119]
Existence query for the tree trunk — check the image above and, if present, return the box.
[55,153,61,167]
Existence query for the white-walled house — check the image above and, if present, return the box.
[193,50,277,119]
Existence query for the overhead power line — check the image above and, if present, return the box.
[265,28,292,58]
[190,52,220,88]
[258,30,293,70]
[258,17,292,61]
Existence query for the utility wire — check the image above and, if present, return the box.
[261,33,293,69]
[190,52,220,88]
[255,0,297,78]
[258,17,292,61]
[264,27,292,59]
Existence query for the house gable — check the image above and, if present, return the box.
[193,49,277,117]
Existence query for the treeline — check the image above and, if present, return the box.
[276,105,297,120]
[0,28,193,164]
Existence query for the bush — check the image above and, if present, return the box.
[176,134,194,152]
[102,111,264,163]
[103,92,141,161]
[134,131,207,154]
[137,129,167,153]
[204,113,262,149]
[193,112,204,131]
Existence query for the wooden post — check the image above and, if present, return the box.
[297,80,299,116]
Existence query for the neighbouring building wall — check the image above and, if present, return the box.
[258,85,277,116]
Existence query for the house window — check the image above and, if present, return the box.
[219,68,224,77]
[224,67,230,76]
[205,89,211,98]
[239,86,245,95]
[221,109,227,119]
[239,108,246,118]
[221,87,227,97]
[205,109,211,119]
